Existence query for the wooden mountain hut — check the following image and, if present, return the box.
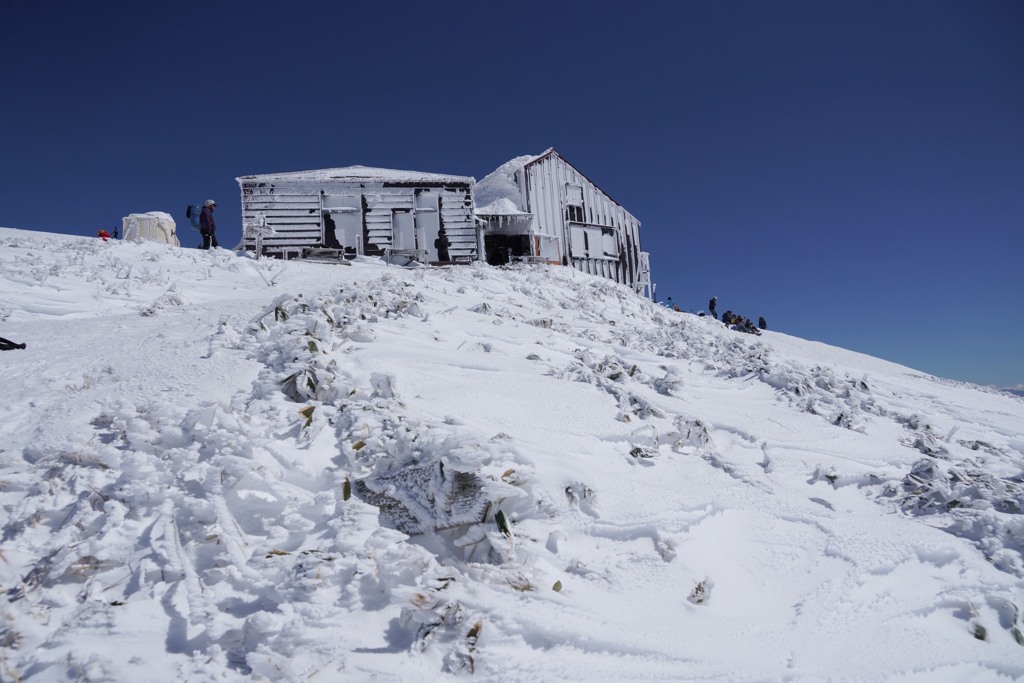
[236,166,477,262]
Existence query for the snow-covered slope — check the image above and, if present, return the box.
[1,227,1022,682]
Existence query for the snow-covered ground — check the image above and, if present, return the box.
[1,227,1022,682]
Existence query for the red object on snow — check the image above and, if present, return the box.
[97,229,111,241]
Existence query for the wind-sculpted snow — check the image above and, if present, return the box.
[1,302,536,677]
[248,287,537,556]
[879,438,1024,579]
[1,228,1023,681]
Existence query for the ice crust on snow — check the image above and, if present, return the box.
[0,227,1023,682]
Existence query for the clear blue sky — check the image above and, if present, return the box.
[3,1,1022,387]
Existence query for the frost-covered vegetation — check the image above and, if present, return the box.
[1,228,1022,682]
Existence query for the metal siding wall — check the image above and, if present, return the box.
[241,182,322,252]
[526,153,643,287]
[242,180,475,259]
[364,189,414,250]
[438,188,476,257]
[527,158,564,252]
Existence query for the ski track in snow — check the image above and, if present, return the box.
[0,228,1022,682]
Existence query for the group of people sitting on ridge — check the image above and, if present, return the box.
[711,295,766,335]
[721,310,765,335]
[661,295,767,336]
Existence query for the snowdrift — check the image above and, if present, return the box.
[0,227,1022,682]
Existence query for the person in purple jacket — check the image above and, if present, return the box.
[200,199,219,250]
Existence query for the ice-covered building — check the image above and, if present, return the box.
[475,149,650,297]
[236,166,476,261]
[121,211,179,246]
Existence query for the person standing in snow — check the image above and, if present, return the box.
[434,227,451,262]
[200,199,219,250]
[759,316,767,330]
[709,296,718,320]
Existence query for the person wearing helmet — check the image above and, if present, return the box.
[200,199,218,250]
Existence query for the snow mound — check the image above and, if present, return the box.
[473,153,538,211]
[475,197,526,216]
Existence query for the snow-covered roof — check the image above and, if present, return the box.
[142,210,174,221]
[237,165,474,186]
[475,197,529,216]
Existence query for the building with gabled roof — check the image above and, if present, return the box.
[475,149,650,297]
[235,156,652,299]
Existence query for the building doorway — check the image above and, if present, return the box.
[484,233,530,265]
